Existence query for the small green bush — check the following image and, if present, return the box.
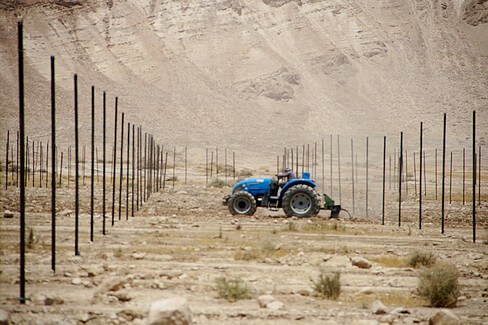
[418,262,460,307]
[215,277,251,302]
[408,251,436,268]
[312,271,341,299]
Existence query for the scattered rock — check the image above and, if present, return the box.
[0,309,9,325]
[370,300,387,315]
[3,210,14,218]
[297,289,310,296]
[429,309,460,325]
[147,297,192,325]
[59,209,73,217]
[93,277,130,297]
[110,290,132,302]
[31,293,63,306]
[359,287,374,295]
[131,252,147,260]
[351,257,372,269]
[117,308,142,321]
[257,294,285,310]
[72,277,82,285]
[391,307,410,314]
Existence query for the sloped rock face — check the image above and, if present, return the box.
[0,0,486,153]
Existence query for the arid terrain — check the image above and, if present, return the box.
[1,161,488,324]
[1,0,488,324]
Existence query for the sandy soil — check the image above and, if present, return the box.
[1,177,487,324]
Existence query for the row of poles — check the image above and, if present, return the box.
[11,21,236,304]
[276,113,481,241]
[277,136,482,211]
[3,136,239,189]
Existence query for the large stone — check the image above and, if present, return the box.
[93,277,129,297]
[351,257,372,269]
[31,293,63,306]
[370,300,387,315]
[429,310,460,325]
[257,295,284,310]
[147,297,192,325]
[0,309,9,325]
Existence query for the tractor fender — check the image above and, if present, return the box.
[278,179,316,202]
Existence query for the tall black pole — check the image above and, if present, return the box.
[118,113,124,220]
[90,86,95,242]
[18,21,26,303]
[51,56,56,271]
[382,136,386,225]
[144,132,147,201]
[45,141,48,188]
[472,111,476,242]
[74,74,79,256]
[102,92,106,235]
[398,132,403,227]
[136,127,140,210]
[126,122,130,220]
[206,148,208,185]
[111,97,118,226]
[441,113,446,234]
[419,122,423,230]
[16,131,19,187]
[131,124,135,217]
[163,151,168,189]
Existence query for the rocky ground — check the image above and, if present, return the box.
[0,180,487,324]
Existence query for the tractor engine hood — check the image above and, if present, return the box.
[232,178,272,194]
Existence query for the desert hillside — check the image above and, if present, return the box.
[0,0,487,157]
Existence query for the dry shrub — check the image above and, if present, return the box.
[208,178,231,188]
[215,277,251,302]
[370,256,408,268]
[408,251,436,268]
[27,228,37,249]
[418,262,460,307]
[233,241,287,261]
[302,222,346,233]
[313,271,341,299]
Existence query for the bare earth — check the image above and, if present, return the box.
[1,178,487,324]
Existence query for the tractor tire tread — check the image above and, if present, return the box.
[228,191,257,216]
[282,184,320,218]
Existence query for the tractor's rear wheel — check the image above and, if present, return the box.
[228,191,257,216]
[282,184,320,218]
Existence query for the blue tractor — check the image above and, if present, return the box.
[224,171,342,218]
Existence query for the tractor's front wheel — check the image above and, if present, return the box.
[228,191,257,216]
[282,184,320,218]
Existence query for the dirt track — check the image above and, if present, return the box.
[1,183,487,324]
